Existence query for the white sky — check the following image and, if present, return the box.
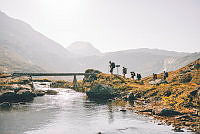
[0,0,200,52]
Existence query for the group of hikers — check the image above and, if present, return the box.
[109,61,142,80]
[153,71,168,80]
[109,61,169,80]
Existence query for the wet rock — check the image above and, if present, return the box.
[19,102,26,105]
[86,84,115,100]
[39,83,47,85]
[172,127,184,132]
[120,109,127,112]
[139,109,153,113]
[34,90,45,96]
[45,90,58,95]
[158,109,182,117]
[16,90,35,102]
[0,91,16,103]
[0,90,35,103]
[0,102,12,109]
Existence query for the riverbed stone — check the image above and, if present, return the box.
[0,102,12,109]
[16,90,35,102]
[34,90,45,96]
[0,90,35,103]
[45,90,58,95]
[0,91,16,103]
[158,109,182,117]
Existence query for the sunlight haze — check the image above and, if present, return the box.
[0,0,199,52]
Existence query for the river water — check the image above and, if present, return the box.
[0,82,192,134]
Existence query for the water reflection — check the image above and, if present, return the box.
[107,103,114,124]
[0,83,192,134]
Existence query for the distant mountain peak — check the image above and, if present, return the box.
[67,41,101,57]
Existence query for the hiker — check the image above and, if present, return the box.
[139,74,142,80]
[109,61,116,74]
[163,71,168,80]
[153,73,157,80]
[137,73,142,80]
[122,67,127,77]
[130,72,136,80]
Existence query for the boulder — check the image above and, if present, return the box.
[0,91,17,103]
[84,69,101,82]
[0,102,12,109]
[86,84,115,100]
[16,90,35,102]
[34,90,45,96]
[158,109,182,117]
[45,90,58,95]
[0,90,35,103]
[179,73,192,83]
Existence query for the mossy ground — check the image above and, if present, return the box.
[78,59,200,132]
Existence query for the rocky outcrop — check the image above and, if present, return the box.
[86,84,116,100]
[83,69,101,83]
[179,73,192,83]
[0,90,35,103]
[158,109,182,117]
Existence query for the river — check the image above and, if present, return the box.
[0,82,192,134]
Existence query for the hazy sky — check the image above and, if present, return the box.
[0,0,200,52]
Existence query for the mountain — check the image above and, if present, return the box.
[0,11,199,76]
[75,48,192,76]
[67,41,102,57]
[0,44,43,72]
[163,52,200,71]
[0,11,78,73]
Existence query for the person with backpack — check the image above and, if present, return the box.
[153,73,157,80]
[137,73,142,80]
[163,71,168,80]
[122,67,127,78]
[131,72,136,80]
[109,61,116,74]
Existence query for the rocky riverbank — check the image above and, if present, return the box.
[0,75,58,109]
[78,59,200,132]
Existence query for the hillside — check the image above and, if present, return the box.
[0,11,78,72]
[79,59,200,132]
[163,52,200,71]
[0,11,199,76]
[0,45,43,72]
[75,48,191,76]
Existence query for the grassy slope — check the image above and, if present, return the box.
[79,59,200,131]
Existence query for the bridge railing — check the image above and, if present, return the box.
[12,73,96,77]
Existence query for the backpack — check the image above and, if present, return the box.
[111,62,115,68]
[166,72,168,77]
